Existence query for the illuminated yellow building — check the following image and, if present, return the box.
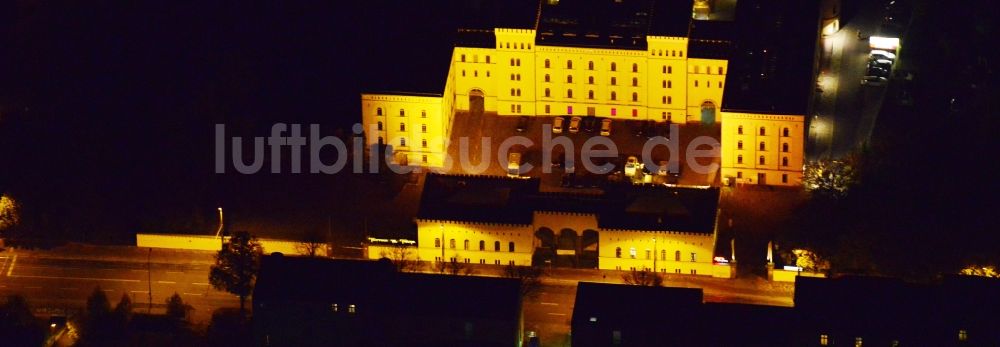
[360,0,820,186]
[412,174,720,275]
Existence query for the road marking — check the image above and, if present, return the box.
[192,282,209,286]
[166,271,184,274]
[546,313,567,316]
[540,302,559,306]
[6,255,16,276]
[131,269,147,273]
[182,293,203,296]
[156,281,176,284]
[10,275,141,283]
[130,290,149,294]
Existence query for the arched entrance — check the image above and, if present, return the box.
[469,89,485,115]
[532,227,556,266]
[700,100,717,124]
[556,229,579,267]
[580,230,599,268]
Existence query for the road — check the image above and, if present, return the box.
[0,246,239,324]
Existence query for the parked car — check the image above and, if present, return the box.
[624,156,639,177]
[507,152,522,178]
[516,116,529,132]
[582,116,598,133]
[600,119,612,136]
[657,160,669,176]
[568,116,582,133]
[552,117,564,134]
[861,75,887,86]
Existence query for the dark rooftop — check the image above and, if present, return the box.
[721,0,821,115]
[535,0,694,50]
[417,173,720,233]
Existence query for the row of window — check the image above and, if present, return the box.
[461,70,489,78]
[738,126,792,137]
[542,89,641,102]
[459,54,491,64]
[735,171,791,184]
[375,108,427,118]
[329,303,357,314]
[737,141,792,152]
[386,137,428,148]
[499,42,531,50]
[376,122,429,134]
[541,105,641,117]
[437,257,517,267]
[650,49,684,58]
[614,247,697,262]
[434,238,517,252]
[692,66,725,75]
[613,266,698,275]
[736,155,791,167]
[543,60,642,73]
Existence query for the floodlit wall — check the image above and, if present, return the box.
[720,111,805,186]
[135,233,318,256]
[597,229,715,276]
[415,220,534,266]
[361,94,447,167]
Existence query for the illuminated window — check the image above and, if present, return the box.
[377,121,383,131]
[508,242,515,252]
[675,250,681,261]
[376,107,383,116]
[959,329,968,341]
[782,157,788,167]
[610,62,617,71]
[759,156,765,165]
[567,89,573,98]
[566,60,573,69]
[331,303,339,312]
[610,91,616,100]
[348,304,356,313]
[479,240,485,251]
[400,138,406,147]
[737,140,743,150]
[783,127,790,137]
[631,92,638,102]
[632,109,638,117]
[632,63,638,73]
[645,249,651,259]
[588,61,594,70]
[588,90,594,99]
[421,124,427,133]
[463,239,469,250]
[421,110,426,118]
[544,74,550,82]
[611,77,617,85]
[759,127,766,136]
[615,247,621,258]
[494,241,500,251]
[421,139,427,148]
[611,108,617,116]
[460,54,465,62]
[738,125,744,134]
[449,239,455,249]
[434,238,440,247]
[399,123,405,131]
[782,143,789,152]
[759,142,766,151]
[629,247,636,258]
[854,337,862,347]
[694,66,700,74]
[544,59,550,68]
[399,109,405,116]
[473,55,477,63]
[690,252,696,262]
[737,155,743,164]
[567,75,573,83]
[661,250,666,260]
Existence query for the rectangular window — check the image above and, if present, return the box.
[782,174,788,183]
[690,252,697,262]
[611,108,617,116]
[567,106,573,115]
[545,105,551,114]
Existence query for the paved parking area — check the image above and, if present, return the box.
[444,111,721,189]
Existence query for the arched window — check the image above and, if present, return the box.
[616,247,622,258]
[463,239,469,250]
[632,92,638,102]
[399,109,405,116]
[759,127,766,136]
[376,107,383,116]
[567,75,573,83]
[718,67,724,74]
[460,54,466,62]
[668,66,673,74]
[611,77,617,85]
[505,43,510,49]
[667,96,672,104]
[610,62,617,71]
[510,58,515,66]
[668,81,672,88]
[759,142,766,151]
[479,240,485,251]
[399,123,405,131]
[473,70,478,77]
[421,139,427,148]
[759,156,766,165]
[588,76,594,84]
[675,250,681,261]
[510,88,516,96]
[737,140,743,150]
[695,80,699,87]
[508,242,515,252]
[567,89,573,98]
[516,89,521,96]
[737,155,743,164]
[494,241,500,251]
[566,60,573,69]
[434,238,441,247]
[421,124,427,133]
[783,127,790,137]
[544,59,550,68]
[588,61,594,70]
[611,91,617,100]
[782,143,789,152]
[399,137,406,147]
[662,96,667,104]
[632,63,638,72]
[631,77,638,87]
[588,90,594,99]
[377,121,383,131]
[516,58,520,66]
[738,125,744,135]
[782,157,789,167]
[544,74,550,82]
[520,43,524,49]
[544,88,551,97]
[662,80,666,88]
[662,66,666,73]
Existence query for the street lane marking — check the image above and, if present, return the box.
[182,293,203,296]
[10,275,141,283]
[6,255,16,276]
[540,302,559,306]
[546,313,567,316]
[157,281,176,284]
[192,283,209,286]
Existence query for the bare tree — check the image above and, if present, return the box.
[379,244,422,272]
[502,264,545,300]
[296,228,328,257]
[435,256,475,276]
[621,268,663,286]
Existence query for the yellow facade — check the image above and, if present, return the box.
[598,230,715,275]
[361,94,448,167]
[415,220,535,266]
[720,112,805,186]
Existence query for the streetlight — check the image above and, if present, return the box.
[215,207,224,237]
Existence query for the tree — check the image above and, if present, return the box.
[802,159,856,199]
[379,244,422,272]
[0,295,46,347]
[166,293,190,321]
[80,286,117,345]
[209,231,262,314]
[502,264,545,300]
[295,228,328,257]
[435,256,475,276]
[621,268,663,286]
[0,194,20,234]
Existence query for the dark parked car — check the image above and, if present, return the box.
[582,116,599,133]
[516,116,529,132]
